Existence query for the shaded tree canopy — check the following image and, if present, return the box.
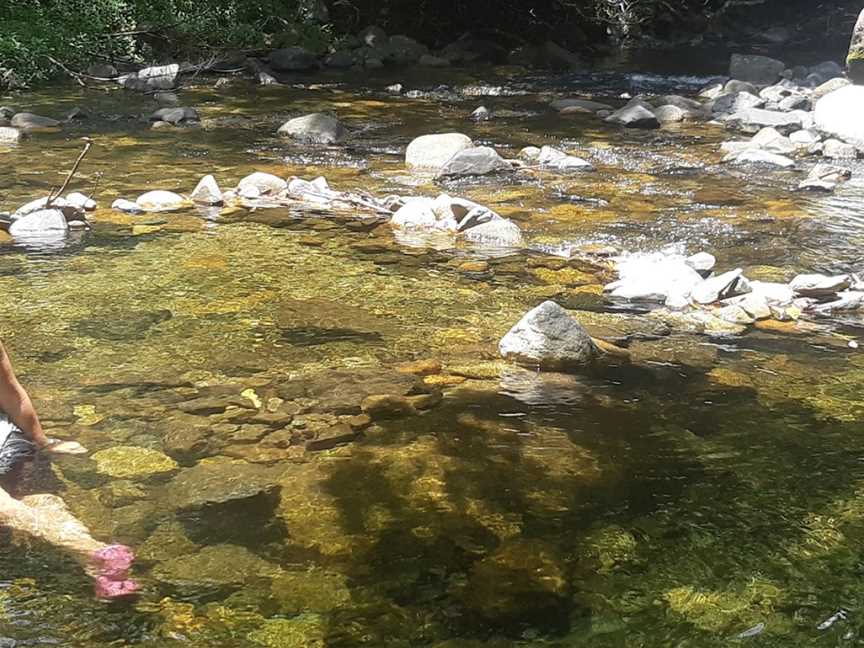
[0,0,861,83]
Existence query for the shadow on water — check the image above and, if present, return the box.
[303,360,864,645]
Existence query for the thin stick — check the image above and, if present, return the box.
[46,138,93,208]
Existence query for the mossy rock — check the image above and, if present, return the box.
[91,446,178,479]
[461,539,571,633]
[152,544,280,598]
[247,614,326,648]
[270,569,351,614]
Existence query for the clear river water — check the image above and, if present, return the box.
[2,64,864,647]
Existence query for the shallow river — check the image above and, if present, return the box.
[3,65,864,647]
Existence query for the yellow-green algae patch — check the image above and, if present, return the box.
[91,446,179,479]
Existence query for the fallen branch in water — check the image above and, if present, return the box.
[45,56,118,85]
[46,138,93,208]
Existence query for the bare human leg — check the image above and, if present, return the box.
[0,486,139,599]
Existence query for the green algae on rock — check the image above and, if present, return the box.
[153,544,280,598]
[247,614,326,648]
[91,446,178,479]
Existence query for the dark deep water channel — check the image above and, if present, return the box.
[3,64,864,646]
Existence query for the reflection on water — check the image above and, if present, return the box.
[2,67,864,647]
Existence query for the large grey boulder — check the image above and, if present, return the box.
[724,108,810,134]
[9,209,68,237]
[814,85,864,149]
[729,54,785,85]
[122,64,179,91]
[270,46,318,71]
[10,113,61,132]
[499,301,598,371]
[605,104,659,129]
[437,146,509,177]
[462,219,523,247]
[848,8,864,84]
[406,133,473,170]
[277,113,346,144]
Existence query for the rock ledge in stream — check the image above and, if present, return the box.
[499,301,598,371]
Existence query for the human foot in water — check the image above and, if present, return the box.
[90,544,140,600]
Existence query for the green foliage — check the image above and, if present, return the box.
[0,0,322,85]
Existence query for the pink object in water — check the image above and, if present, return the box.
[95,575,141,600]
[90,544,140,600]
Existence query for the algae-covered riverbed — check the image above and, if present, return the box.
[3,66,864,646]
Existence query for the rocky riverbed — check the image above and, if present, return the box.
[4,49,864,647]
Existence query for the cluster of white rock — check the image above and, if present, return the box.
[604,249,864,326]
[105,166,526,248]
[2,193,96,241]
[544,53,862,192]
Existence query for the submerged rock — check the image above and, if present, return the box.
[462,538,570,632]
[499,301,598,371]
[405,133,473,170]
[149,106,199,124]
[153,544,279,596]
[10,112,61,132]
[271,569,351,614]
[91,446,178,479]
[164,459,280,512]
[277,113,346,144]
